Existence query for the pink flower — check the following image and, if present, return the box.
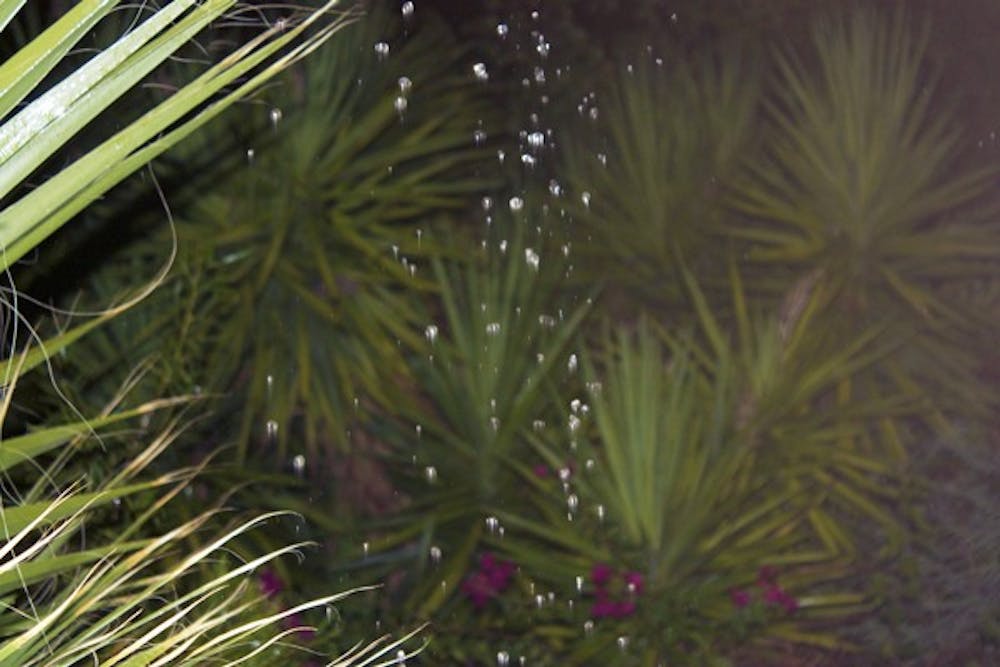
[591,563,614,587]
[729,588,751,608]
[258,568,284,599]
[533,464,550,478]
[623,571,643,595]
[462,552,516,610]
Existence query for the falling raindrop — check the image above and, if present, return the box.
[497,651,510,667]
[482,196,494,211]
[490,416,500,431]
[581,191,592,208]
[521,153,537,168]
[265,419,279,444]
[536,41,550,58]
[430,545,442,564]
[499,240,508,254]
[567,493,579,513]
[617,636,629,652]
[397,76,412,93]
[486,322,501,336]
[401,1,414,19]
[575,575,584,593]
[485,516,500,533]
[532,419,546,431]
[363,541,370,557]
[533,67,546,84]
[394,96,408,115]
[497,149,506,163]
[496,22,509,38]
[586,380,602,396]
[596,504,606,522]
[535,594,545,609]
[584,620,595,635]
[292,454,306,476]
[374,41,390,59]
[525,248,540,270]
[269,107,282,128]
[424,466,438,483]
[396,648,407,665]
[246,148,255,164]
[508,196,524,212]
[425,324,438,344]
[527,131,545,149]
[570,398,581,413]
[473,62,489,82]
[567,353,579,373]
[474,129,487,145]
[597,152,607,166]
[548,179,562,197]
[539,314,556,328]
[588,107,599,121]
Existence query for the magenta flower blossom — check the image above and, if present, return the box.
[589,563,643,619]
[590,563,614,587]
[258,568,284,599]
[533,464,550,478]
[462,552,516,610]
[729,588,751,608]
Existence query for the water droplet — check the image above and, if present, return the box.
[486,322,501,336]
[671,12,678,22]
[374,41,390,59]
[597,152,607,166]
[584,620,594,635]
[532,419,546,431]
[567,493,579,513]
[246,148,255,164]
[473,62,489,82]
[567,353,579,373]
[499,240,508,254]
[533,67,546,84]
[531,10,540,20]
[508,196,524,212]
[548,179,562,197]
[617,636,629,651]
[588,107,599,121]
[536,42,550,58]
[265,419,279,443]
[430,545,442,564]
[424,465,438,483]
[596,504,605,522]
[539,314,556,328]
[497,651,510,667]
[570,398,581,413]
[497,149,506,163]
[481,196,494,211]
[397,76,412,93]
[425,324,438,344]
[363,541,370,557]
[485,516,500,533]
[394,96,408,115]
[520,153,537,168]
[496,22,509,38]
[292,454,306,475]
[580,192,591,208]
[525,248,540,271]
[586,380,602,396]
[490,416,500,431]
[558,467,572,482]
[575,575,584,593]
[585,458,596,472]
[535,593,545,609]
[474,129,487,145]
[527,131,545,150]
[401,1,414,19]
[396,648,407,665]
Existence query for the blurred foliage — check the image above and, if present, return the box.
[48,6,498,465]
[728,9,1000,423]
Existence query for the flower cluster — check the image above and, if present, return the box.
[462,552,516,610]
[729,566,798,614]
[590,562,643,619]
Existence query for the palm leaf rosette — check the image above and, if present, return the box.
[326,229,590,634]
[727,9,1000,424]
[488,271,910,664]
[559,49,760,313]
